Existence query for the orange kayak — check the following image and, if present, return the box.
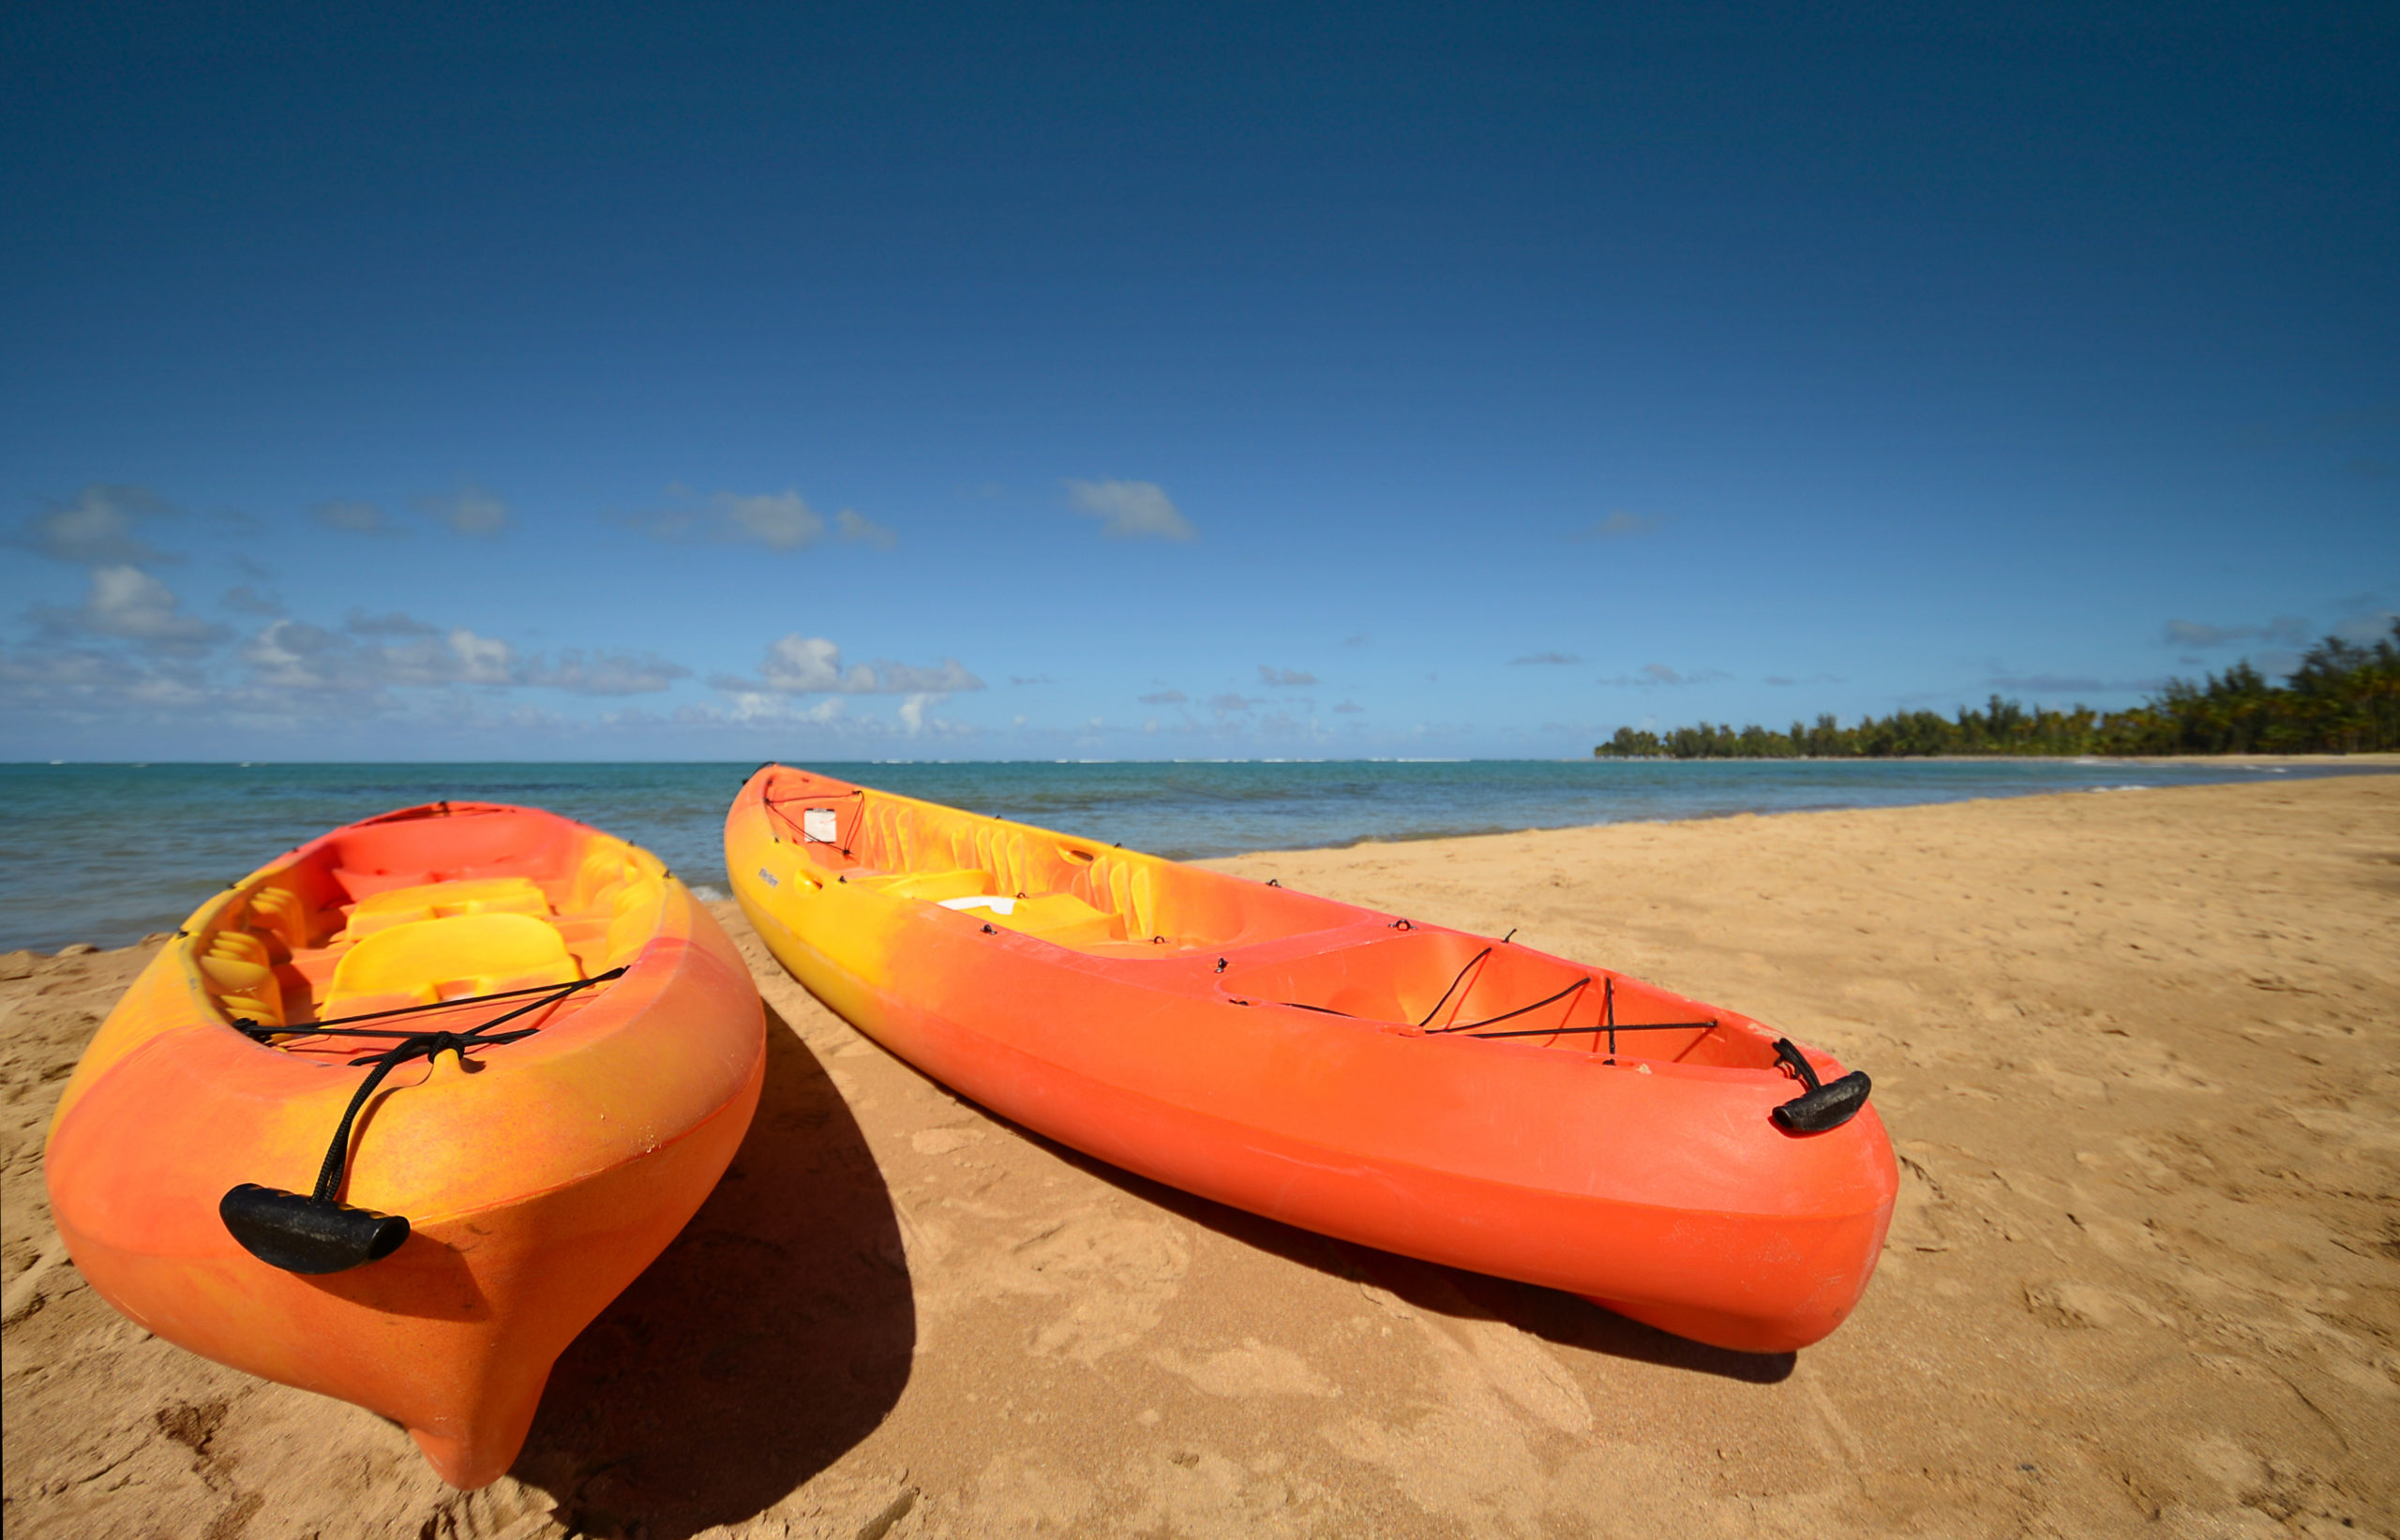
[728,765,1895,1353]
[44,801,766,1488]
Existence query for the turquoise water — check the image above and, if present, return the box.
[1,758,2387,953]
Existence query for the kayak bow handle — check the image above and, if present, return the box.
[219,1184,410,1275]
[1769,1038,1872,1134]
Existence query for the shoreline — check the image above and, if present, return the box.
[8,757,2398,957]
[6,776,2395,1538]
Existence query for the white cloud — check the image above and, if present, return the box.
[416,486,509,537]
[222,584,284,617]
[754,635,871,692]
[37,566,226,654]
[686,688,969,738]
[1139,689,1188,705]
[0,644,208,711]
[638,489,897,551]
[719,692,848,725]
[2,587,709,740]
[11,485,178,564]
[242,619,519,693]
[85,567,223,650]
[881,658,983,692]
[312,501,400,536]
[448,628,515,684]
[836,508,897,548]
[720,491,824,548]
[1509,651,1582,665]
[1066,479,1195,541]
[1258,665,1317,687]
[524,649,692,695]
[712,634,985,696]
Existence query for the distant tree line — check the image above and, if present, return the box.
[1595,621,2400,759]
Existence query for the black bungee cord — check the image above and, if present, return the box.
[218,967,625,1276]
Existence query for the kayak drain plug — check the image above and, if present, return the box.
[220,1184,410,1275]
[1769,1039,1872,1134]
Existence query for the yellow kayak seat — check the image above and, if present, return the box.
[341,876,552,941]
[325,912,580,1016]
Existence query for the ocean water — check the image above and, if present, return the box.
[1,757,2386,953]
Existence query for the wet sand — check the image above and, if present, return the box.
[5,775,2395,1538]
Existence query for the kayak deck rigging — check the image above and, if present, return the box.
[218,968,628,1276]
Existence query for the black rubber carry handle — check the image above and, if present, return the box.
[220,1183,411,1275]
[1771,1070,1872,1134]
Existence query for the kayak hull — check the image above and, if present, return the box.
[45,802,766,1488]
[728,767,1895,1354]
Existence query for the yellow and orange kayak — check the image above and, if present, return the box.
[44,801,766,1488]
[729,765,1896,1353]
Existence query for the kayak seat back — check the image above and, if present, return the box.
[341,876,553,940]
[326,912,580,1015]
[875,869,998,904]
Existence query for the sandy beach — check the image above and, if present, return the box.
[4,775,2394,1539]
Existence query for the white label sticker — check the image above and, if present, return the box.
[802,808,839,843]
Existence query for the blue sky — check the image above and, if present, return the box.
[4,3,2394,760]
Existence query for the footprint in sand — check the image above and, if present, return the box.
[988,1210,1191,1364]
[909,1126,983,1156]
[1154,1338,1339,1398]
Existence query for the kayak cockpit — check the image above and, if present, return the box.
[189,804,663,1055]
[763,771,1358,951]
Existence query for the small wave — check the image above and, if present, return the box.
[687,884,728,902]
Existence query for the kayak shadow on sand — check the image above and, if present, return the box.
[510,1006,914,1540]
[1022,1121,1797,1387]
